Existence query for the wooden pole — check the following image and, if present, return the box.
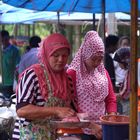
[66,25,73,63]
[57,11,60,33]
[2,25,5,30]
[102,0,105,42]
[130,0,138,140]
[92,14,96,30]
[28,25,30,37]
[0,26,3,80]
[14,24,18,37]
[32,24,35,36]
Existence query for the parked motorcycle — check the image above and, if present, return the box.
[0,93,16,140]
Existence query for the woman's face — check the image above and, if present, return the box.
[120,39,130,47]
[85,55,103,71]
[49,48,69,72]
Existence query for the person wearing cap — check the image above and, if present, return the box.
[114,47,130,115]
[12,33,77,140]
[67,30,117,140]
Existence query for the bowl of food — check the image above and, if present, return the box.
[99,115,129,140]
[100,115,129,125]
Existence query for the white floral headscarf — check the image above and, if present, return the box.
[68,30,108,103]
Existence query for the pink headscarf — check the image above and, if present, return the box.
[68,30,108,102]
[32,33,71,101]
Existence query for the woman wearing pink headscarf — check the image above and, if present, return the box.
[67,31,117,140]
[12,33,76,140]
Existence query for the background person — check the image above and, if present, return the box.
[114,35,130,90]
[104,34,119,89]
[114,47,130,115]
[13,36,41,92]
[18,35,41,74]
[0,30,20,99]
[118,36,130,48]
[67,30,117,140]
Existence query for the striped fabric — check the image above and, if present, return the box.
[12,68,75,139]
[12,69,46,140]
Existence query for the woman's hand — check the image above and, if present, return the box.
[89,122,102,140]
[55,107,76,119]
[17,105,75,120]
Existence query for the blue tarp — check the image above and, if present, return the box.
[0,2,130,24]
[2,0,139,13]
[0,2,66,23]
[0,1,32,14]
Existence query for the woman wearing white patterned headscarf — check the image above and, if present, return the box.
[67,30,117,140]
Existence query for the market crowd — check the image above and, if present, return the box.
[0,29,131,140]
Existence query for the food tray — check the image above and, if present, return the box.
[50,120,90,129]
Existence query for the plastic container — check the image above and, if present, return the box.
[100,115,129,140]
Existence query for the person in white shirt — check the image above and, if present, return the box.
[114,47,130,115]
[113,36,130,92]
